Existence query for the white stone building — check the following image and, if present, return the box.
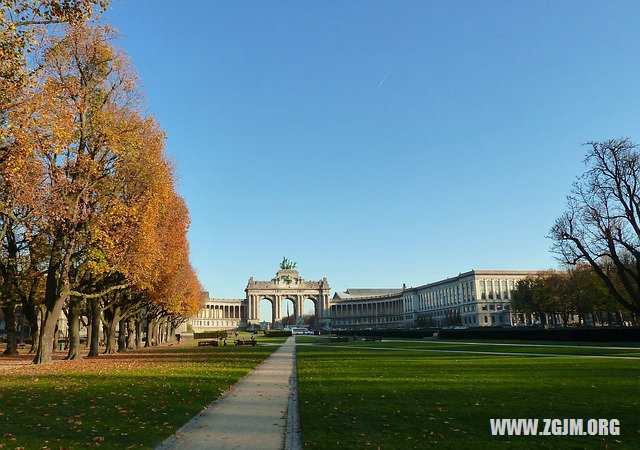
[186,269,545,331]
[329,270,544,329]
[187,296,245,332]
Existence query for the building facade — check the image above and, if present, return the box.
[331,270,543,329]
[186,269,544,331]
[188,296,245,332]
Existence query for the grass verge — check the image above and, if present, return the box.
[0,339,284,449]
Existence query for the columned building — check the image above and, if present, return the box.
[330,270,543,329]
[185,268,545,331]
[188,297,245,332]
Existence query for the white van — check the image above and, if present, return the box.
[291,327,312,335]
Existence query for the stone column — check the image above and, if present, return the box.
[253,296,257,320]
[251,296,256,320]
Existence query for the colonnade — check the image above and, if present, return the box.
[196,303,244,320]
[246,294,330,324]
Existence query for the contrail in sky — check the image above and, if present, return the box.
[378,68,391,87]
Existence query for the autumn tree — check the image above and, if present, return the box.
[551,139,640,317]
[1,1,109,162]
[2,7,203,362]
[16,24,158,364]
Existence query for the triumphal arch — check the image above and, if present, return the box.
[245,258,331,327]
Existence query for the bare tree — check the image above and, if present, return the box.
[551,139,640,315]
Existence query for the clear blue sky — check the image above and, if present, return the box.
[105,1,640,319]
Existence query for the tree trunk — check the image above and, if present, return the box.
[126,317,135,349]
[33,299,65,364]
[33,234,71,365]
[104,306,120,354]
[23,300,39,353]
[134,318,141,349]
[52,324,59,352]
[88,298,101,357]
[144,317,150,347]
[65,298,82,360]
[117,316,127,352]
[85,322,91,348]
[30,314,40,354]
[150,316,158,345]
[2,304,18,356]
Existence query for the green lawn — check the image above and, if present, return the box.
[0,339,284,449]
[296,340,640,449]
[297,337,640,357]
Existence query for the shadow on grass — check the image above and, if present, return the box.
[296,344,640,449]
[0,343,281,449]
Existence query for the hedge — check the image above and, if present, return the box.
[437,327,640,342]
[264,330,292,337]
[333,329,436,339]
[193,330,228,339]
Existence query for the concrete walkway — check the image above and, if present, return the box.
[157,337,299,450]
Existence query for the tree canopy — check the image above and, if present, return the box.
[1,3,203,363]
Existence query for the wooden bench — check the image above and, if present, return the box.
[197,340,219,347]
[234,339,257,346]
[364,336,383,342]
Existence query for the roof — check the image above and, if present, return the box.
[333,288,402,301]
[346,288,402,296]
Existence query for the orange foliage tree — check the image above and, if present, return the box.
[2,5,203,363]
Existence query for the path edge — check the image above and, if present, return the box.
[154,342,282,450]
[284,337,301,450]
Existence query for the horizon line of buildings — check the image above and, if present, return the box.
[185,269,548,332]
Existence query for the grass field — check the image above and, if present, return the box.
[296,338,640,449]
[0,338,285,449]
[297,337,640,357]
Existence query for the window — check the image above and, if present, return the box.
[484,316,488,323]
[482,305,488,311]
[480,281,486,300]
[495,280,501,299]
[488,280,494,299]
[502,280,508,299]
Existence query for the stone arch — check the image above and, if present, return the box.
[303,297,318,328]
[259,297,276,326]
[282,297,297,325]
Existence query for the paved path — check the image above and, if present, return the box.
[157,337,299,450]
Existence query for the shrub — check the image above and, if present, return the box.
[333,329,436,339]
[264,330,292,337]
[194,330,228,339]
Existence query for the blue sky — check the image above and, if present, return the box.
[105,1,640,320]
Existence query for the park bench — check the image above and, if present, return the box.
[234,339,257,346]
[329,336,351,343]
[197,340,219,347]
[364,336,383,342]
